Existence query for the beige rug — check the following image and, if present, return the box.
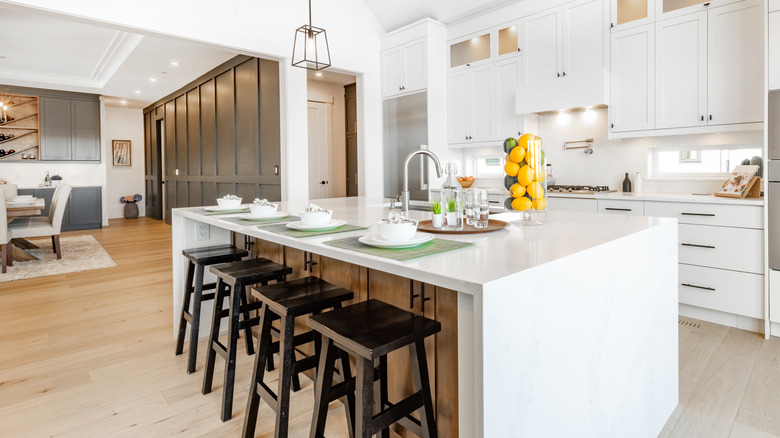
[0,235,116,282]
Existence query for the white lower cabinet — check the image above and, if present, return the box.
[678,224,764,274]
[547,196,598,213]
[679,264,763,320]
[596,199,645,215]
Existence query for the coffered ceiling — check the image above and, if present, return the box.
[361,0,520,32]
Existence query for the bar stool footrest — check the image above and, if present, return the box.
[375,394,424,436]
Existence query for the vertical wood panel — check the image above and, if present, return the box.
[235,183,258,202]
[177,181,188,208]
[217,182,235,199]
[234,58,260,176]
[187,88,201,177]
[189,182,202,206]
[260,185,281,202]
[200,79,217,177]
[216,71,236,176]
[259,58,281,179]
[164,101,176,220]
[202,182,217,206]
[175,95,188,176]
[144,111,152,175]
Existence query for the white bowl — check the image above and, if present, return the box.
[377,221,417,242]
[249,203,278,216]
[299,210,332,226]
[217,198,242,208]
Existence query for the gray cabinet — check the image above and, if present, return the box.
[17,186,102,231]
[40,97,100,161]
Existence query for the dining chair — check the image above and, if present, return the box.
[8,183,72,259]
[0,184,18,199]
[0,191,13,273]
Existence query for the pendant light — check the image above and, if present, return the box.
[292,0,331,71]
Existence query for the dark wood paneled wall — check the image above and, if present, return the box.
[143,56,281,223]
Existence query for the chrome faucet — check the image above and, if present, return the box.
[402,149,443,214]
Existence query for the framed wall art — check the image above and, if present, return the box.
[112,140,131,166]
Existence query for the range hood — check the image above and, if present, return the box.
[516,70,609,115]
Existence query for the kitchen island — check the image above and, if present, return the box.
[171,197,679,437]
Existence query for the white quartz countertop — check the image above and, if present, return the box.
[548,191,764,205]
[174,197,675,295]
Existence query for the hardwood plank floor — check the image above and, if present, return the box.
[2,217,780,437]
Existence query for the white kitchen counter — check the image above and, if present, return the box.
[171,197,679,437]
[549,190,764,205]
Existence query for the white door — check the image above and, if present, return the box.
[769,11,780,90]
[523,7,562,83]
[562,0,604,77]
[656,11,707,129]
[470,64,495,142]
[447,70,469,144]
[494,57,522,138]
[307,101,332,200]
[610,24,655,132]
[404,40,427,93]
[707,0,763,125]
[381,48,403,98]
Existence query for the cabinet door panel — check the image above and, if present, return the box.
[656,12,707,129]
[610,25,655,132]
[707,0,763,125]
[71,100,100,161]
[770,11,780,90]
[382,48,403,98]
[523,8,562,83]
[563,0,604,76]
[494,58,522,138]
[447,71,468,144]
[40,97,71,160]
[470,65,494,142]
[404,40,427,93]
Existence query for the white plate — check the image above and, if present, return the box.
[285,219,346,231]
[358,233,434,249]
[205,205,248,212]
[237,212,290,221]
[7,199,35,205]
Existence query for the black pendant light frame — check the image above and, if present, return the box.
[292,0,331,71]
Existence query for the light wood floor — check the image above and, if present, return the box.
[2,218,780,437]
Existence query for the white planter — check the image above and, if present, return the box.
[446,212,458,226]
[432,214,443,228]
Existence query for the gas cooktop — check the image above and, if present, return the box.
[547,185,616,194]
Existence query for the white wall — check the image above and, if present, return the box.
[104,106,145,218]
[307,80,348,198]
[4,0,386,201]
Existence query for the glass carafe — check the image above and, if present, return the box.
[440,162,462,230]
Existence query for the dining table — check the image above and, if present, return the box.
[6,197,45,261]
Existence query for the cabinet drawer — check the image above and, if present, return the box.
[679,224,764,274]
[645,201,763,229]
[679,264,763,319]
[597,199,644,215]
[548,197,598,213]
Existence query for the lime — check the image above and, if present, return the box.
[503,137,518,153]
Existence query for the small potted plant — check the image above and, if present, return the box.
[430,199,442,228]
[446,197,459,227]
[50,174,63,187]
[120,193,143,219]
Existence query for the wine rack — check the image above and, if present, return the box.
[0,93,40,160]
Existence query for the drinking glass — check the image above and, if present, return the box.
[464,189,476,225]
[474,190,490,228]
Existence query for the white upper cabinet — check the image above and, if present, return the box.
[495,57,523,138]
[523,8,562,83]
[707,0,763,125]
[449,33,491,69]
[610,24,655,132]
[655,12,707,129]
[447,64,495,144]
[770,11,780,90]
[470,65,495,142]
[611,0,655,31]
[656,0,748,21]
[447,71,468,144]
[563,0,605,77]
[381,39,427,98]
[497,23,522,59]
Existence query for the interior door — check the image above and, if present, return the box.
[307,101,333,200]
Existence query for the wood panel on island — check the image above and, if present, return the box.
[0,93,40,160]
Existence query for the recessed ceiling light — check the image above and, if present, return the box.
[315,72,323,77]
[149,77,157,82]
[120,100,127,105]
[134,90,141,94]
[170,60,180,67]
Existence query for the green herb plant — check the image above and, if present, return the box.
[446,198,458,213]
[430,199,442,215]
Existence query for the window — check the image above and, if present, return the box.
[474,156,505,177]
[652,145,762,178]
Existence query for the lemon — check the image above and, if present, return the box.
[510,183,526,198]
[518,133,535,150]
[508,146,526,163]
[504,161,520,177]
[527,182,544,199]
[516,164,533,186]
[532,166,546,182]
[532,196,547,210]
[511,197,533,211]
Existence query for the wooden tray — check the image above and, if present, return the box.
[417,219,509,234]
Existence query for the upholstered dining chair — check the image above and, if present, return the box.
[0,183,18,199]
[8,183,72,260]
[0,191,13,273]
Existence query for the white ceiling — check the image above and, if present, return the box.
[362,0,521,32]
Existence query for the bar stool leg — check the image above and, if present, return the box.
[202,279,228,395]
[355,356,374,438]
[338,348,356,438]
[186,264,206,373]
[221,280,244,422]
[241,284,256,356]
[175,261,195,356]
[411,340,437,438]
[376,355,390,438]
[242,304,274,438]
[309,337,338,438]
[274,314,296,437]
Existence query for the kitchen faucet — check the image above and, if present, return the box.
[402,149,442,214]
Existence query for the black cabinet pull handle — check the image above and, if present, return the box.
[557,72,561,77]
[682,283,715,291]
[409,280,430,312]
[701,115,704,121]
[610,123,614,129]
[605,207,632,211]
[703,2,710,6]
[681,243,716,249]
[709,115,713,120]
[681,212,715,217]
[562,71,566,76]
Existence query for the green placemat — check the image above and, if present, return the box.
[257,222,368,238]
[221,215,298,225]
[193,207,250,215]
[323,236,474,261]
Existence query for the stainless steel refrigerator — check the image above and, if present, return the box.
[383,92,429,201]
[768,90,780,269]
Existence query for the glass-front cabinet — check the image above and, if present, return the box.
[497,23,521,57]
[450,33,491,68]
[611,0,655,30]
[655,0,746,20]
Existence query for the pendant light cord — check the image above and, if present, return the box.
[309,0,312,29]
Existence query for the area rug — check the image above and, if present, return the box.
[0,235,116,283]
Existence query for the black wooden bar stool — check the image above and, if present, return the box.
[308,299,441,438]
[202,257,293,422]
[176,245,248,374]
[242,276,354,438]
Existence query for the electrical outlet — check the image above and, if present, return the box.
[195,222,210,241]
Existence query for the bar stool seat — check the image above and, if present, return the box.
[202,257,292,422]
[242,276,354,438]
[308,299,441,438]
[176,245,248,373]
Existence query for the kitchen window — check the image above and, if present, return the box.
[651,145,763,178]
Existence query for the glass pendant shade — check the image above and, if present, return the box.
[292,24,331,71]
